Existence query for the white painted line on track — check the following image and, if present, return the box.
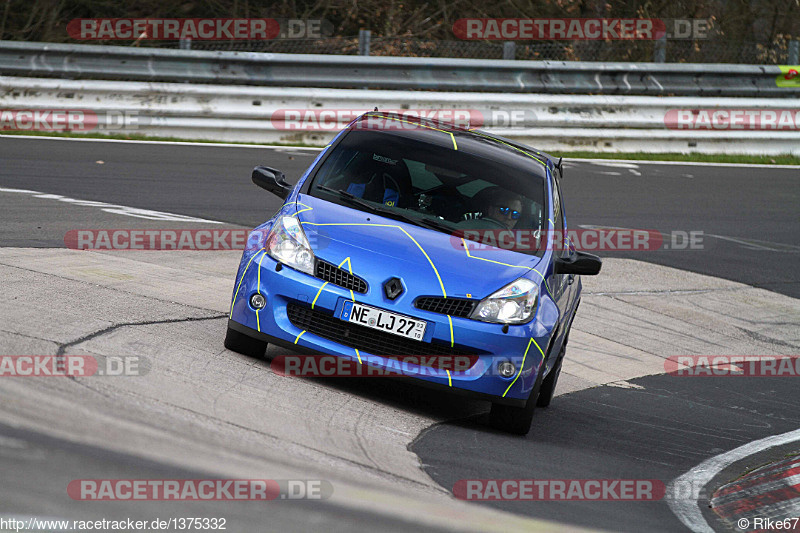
[565,158,800,170]
[706,234,800,253]
[0,187,223,224]
[586,161,641,169]
[0,134,324,151]
[666,428,800,533]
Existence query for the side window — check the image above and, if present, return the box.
[553,176,566,254]
[553,178,563,231]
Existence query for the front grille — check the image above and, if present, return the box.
[315,259,368,293]
[415,296,477,318]
[287,303,478,365]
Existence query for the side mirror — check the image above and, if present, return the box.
[252,166,292,199]
[554,251,602,276]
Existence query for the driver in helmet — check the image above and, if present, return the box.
[484,189,523,230]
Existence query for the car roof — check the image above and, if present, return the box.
[347,112,557,179]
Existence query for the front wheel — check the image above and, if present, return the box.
[536,346,564,408]
[538,320,573,408]
[489,369,544,435]
[224,326,268,358]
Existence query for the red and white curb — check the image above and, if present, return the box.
[711,455,800,531]
[667,429,800,533]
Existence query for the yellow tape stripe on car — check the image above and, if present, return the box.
[446,369,452,387]
[311,281,329,309]
[256,252,267,331]
[311,257,354,309]
[338,257,356,302]
[294,330,306,344]
[527,268,554,300]
[460,237,554,301]
[447,315,454,347]
[355,348,362,364]
[396,227,447,298]
[295,201,314,216]
[229,249,264,319]
[468,130,546,166]
[460,238,530,270]
[302,222,447,298]
[502,337,545,398]
[365,113,458,151]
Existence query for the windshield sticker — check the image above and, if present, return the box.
[373,153,398,165]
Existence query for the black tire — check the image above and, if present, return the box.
[536,347,564,408]
[489,368,545,435]
[224,326,268,358]
[538,315,574,408]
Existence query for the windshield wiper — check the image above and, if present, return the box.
[408,216,455,234]
[315,185,378,211]
[314,185,455,235]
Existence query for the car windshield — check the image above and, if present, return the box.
[307,129,546,256]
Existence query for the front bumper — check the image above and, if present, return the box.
[228,249,556,405]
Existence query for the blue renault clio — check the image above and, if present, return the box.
[225,112,601,434]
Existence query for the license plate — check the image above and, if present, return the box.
[341,301,426,341]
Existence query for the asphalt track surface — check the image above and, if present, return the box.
[2,136,799,532]
[412,375,800,532]
[0,422,450,533]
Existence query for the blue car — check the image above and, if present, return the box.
[225,112,601,434]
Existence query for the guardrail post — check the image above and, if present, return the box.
[503,42,516,60]
[789,40,799,65]
[359,30,371,56]
[653,35,666,63]
[179,38,192,50]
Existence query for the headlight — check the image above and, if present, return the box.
[470,278,538,324]
[266,216,315,275]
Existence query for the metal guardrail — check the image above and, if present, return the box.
[2,76,798,155]
[0,40,796,97]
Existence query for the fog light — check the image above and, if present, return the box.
[250,293,266,310]
[497,361,516,378]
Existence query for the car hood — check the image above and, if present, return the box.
[292,194,542,299]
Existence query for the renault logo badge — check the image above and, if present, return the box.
[384,277,404,300]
